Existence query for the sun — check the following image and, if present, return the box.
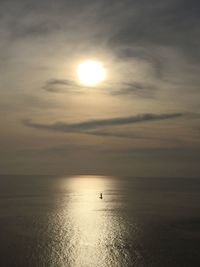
[77,60,106,86]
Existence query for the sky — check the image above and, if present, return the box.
[0,0,200,177]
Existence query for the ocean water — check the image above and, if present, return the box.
[0,175,200,267]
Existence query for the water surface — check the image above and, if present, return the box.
[0,175,200,266]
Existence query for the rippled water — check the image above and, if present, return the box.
[0,175,200,267]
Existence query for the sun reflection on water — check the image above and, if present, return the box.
[66,176,113,266]
[49,176,134,267]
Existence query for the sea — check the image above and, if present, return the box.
[0,175,199,267]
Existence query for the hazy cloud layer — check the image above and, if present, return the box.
[0,0,200,175]
[108,0,200,61]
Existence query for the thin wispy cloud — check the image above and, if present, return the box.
[109,82,156,98]
[43,79,156,98]
[23,112,184,134]
[43,79,81,93]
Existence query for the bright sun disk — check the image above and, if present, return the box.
[77,60,106,86]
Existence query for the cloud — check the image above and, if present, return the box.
[23,112,184,134]
[109,82,156,98]
[103,0,200,89]
[43,78,156,99]
[108,0,200,62]
[42,79,81,93]
[85,130,167,140]
[112,147,200,163]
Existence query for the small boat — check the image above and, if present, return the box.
[99,193,103,199]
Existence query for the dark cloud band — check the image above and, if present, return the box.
[23,112,184,133]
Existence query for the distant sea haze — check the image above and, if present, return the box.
[0,175,200,267]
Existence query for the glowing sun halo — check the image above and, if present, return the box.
[77,60,106,86]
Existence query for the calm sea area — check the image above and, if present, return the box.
[0,175,200,267]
